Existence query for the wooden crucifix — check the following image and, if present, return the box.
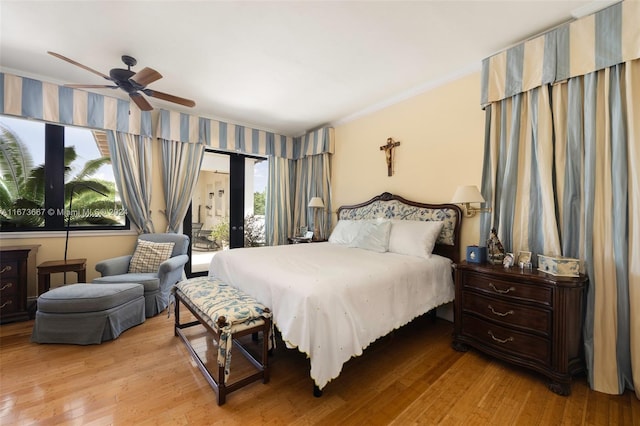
[380,137,400,176]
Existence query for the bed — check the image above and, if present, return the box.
[208,192,462,393]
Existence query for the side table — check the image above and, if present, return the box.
[37,258,87,295]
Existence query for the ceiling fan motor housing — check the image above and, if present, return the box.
[109,68,140,93]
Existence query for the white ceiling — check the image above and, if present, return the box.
[0,1,616,136]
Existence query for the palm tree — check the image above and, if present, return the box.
[0,123,122,229]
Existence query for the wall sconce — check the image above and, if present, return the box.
[308,197,325,241]
[451,185,492,218]
[218,189,225,197]
[208,192,215,200]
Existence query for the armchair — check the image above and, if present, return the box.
[93,233,189,317]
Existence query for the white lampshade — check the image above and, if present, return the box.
[451,185,485,204]
[308,197,325,208]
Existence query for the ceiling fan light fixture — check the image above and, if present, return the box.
[47,51,196,111]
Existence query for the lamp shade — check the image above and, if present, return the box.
[308,197,325,208]
[451,185,485,204]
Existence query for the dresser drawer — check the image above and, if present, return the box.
[463,272,552,306]
[0,260,19,279]
[461,314,551,365]
[462,292,551,335]
[1,280,19,315]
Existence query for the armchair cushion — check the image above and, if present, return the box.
[128,240,175,273]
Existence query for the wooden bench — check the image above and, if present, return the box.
[173,277,272,405]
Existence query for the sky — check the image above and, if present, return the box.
[0,115,112,181]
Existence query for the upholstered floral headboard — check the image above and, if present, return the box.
[336,192,462,263]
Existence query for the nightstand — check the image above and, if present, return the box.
[0,248,30,324]
[287,237,327,244]
[452,262,587,395]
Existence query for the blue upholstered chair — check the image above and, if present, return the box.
[93,233,189,317]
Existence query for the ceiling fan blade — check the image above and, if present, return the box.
[64,84,118,89]
[130,67,162,87]
[129,92,153,111]
[144,89,196,108]
[47,51,111,80]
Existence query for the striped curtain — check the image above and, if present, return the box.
[265,156,295,246]
[156,109,294,158]
[160,138,205,233]
[156,111,335,246]
[292,153,333,241]
[107,132,155,233]
[480,1,639,397]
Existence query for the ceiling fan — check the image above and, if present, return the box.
[47,51,196,111]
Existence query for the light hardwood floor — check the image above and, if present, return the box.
[1,312,638,425]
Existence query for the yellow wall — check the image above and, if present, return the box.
[332,71,487,258]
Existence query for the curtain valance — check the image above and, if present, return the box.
[156,109,290,157]
[0,73,152,136]
[293,127,335,159]
[481,0,639,106]
[156,109,334,160]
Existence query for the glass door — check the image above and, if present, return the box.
[185,151,267,276]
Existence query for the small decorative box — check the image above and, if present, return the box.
[466,246,487,264]
[537,254,580,277]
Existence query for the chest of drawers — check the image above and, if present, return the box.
[452,262,587,395]
[0,249,30,324]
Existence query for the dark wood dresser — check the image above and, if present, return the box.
[452,261,587,395]
[0,248,31,324]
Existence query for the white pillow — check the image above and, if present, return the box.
[349,220,391,253]
[388,220,444,258]
[328,220,364,245]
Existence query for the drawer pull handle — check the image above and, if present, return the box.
[0,265,12,274]
[488,305,514,317]
[489,283,515,294]
[0,283,13,291]
[488,330,514,344]
[0,300,11,309]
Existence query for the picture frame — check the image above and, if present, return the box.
[304,231,314,239]
[503,252,515,268]
[299,226,308,237]
[517,251,532,265]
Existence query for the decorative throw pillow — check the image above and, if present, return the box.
[348,220,392,253]
[388,220,444,258]
[128,239,175,273]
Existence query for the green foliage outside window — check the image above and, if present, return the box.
[0,122,124,230]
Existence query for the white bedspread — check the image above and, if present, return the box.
[209,242,454,390]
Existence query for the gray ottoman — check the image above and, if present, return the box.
[31,283,145,345]
[93,274,161,318]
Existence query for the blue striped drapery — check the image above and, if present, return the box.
[480,0,639,398]
[266,129,334,245]
[265,157,295,246]
[107,132,155,234]
[0,73,152,137]
[161,138,205,233]
[156,109,334,159]
[155,109,336,244]
[481,1,640,106]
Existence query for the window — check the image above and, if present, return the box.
[0,115,128,231]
